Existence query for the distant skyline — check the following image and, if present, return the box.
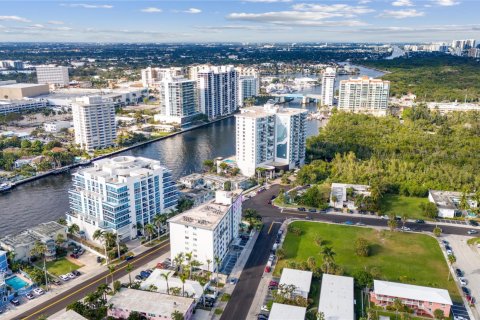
[0,0,479,43]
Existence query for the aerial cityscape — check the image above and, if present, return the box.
[0,1,479,320]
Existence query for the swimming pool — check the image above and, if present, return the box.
[5,276,29,290]
[224,159,236,164]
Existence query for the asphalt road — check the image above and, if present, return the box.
[222,184,477,320]
[15,240,170,320]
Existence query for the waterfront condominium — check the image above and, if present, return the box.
[141,67,185,87]
[35,65,69,87]
[235,102,307,177]
[321,67,336,107]
[67,156,178,243]
[72,95,116,151]
[195,65,239,119]
[238,75,260,107]
[338,76,390,116]
[156,76,199,124]
[168,190,242,271]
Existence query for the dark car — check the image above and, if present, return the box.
[456,268,463,277]
[469,220,479,226]
[140,271,150,278]
[308,208,317,213]
[97,256,103,263]
[298,207,306,211]
[70,253,79,259]
[135,275,144,281]
[125,255,135,261]
[415,219,425,224]
[72,270,81,276]
[10,298,20,306]
[462,287,470,295]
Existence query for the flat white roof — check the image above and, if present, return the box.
[108,288,194,316]
[319,274,355,320]
[374,280,452,305]
[269,303,306,320]
[0,83,47,89]
[279,268,312,296]
[49,309,88,320]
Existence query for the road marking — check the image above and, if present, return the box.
[23,241,169,319]
[267,221,275,234]
[283,210,307,217]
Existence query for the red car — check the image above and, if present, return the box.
[466,295,475,304]
[264,266,271,273]
[269,281,278,286]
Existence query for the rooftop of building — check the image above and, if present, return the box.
[77,156,167,184]
[373,280,452,305]
[279,268,313,295]
[269,303,306,320]
[340,76,390,83]
[179,173,204,181]
[168,191,239,230]
[331,183,370,191]
[0,83,48,89]
[29,221,65,237]
[0,231,39,247]
[49,309,88,320]
[236,102,307,119]
[319,274,355,320]
[108,288,194,316]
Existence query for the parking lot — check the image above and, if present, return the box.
[452,303,471,320]
[443,234,480,319]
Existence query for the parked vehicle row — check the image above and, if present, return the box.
[59,270,81,281]
[10,287,45,307]
[135,269,153,280]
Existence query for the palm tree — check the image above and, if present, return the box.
[180,273,187,297]
[97,283,110,301]
[331,195,338,208]
[67,223,80,236]
[174,253,185,273]
[321,246,336,274]
[136,222,144,236]
[392,298,404,319]
[388,215,398,232]
[214,255,222,291]
[93,229,109,265]
[161,271,171,294]
[148,284,158,292]
[185,252,193,278]
[108,264,116,288]
[126,263,134,286]
[31,241,49,290]
[447,254,456,280]
[153,214,167,238]
[144,223,156,243]
[206,258,212,279]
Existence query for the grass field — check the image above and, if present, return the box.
[275,221,461,302]
[380,195,430,220]
[42,258,82,276]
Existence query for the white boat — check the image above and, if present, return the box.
[0,182,12,193]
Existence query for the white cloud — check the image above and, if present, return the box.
[292,3,375,14]
[141,7,162,13]
[432,0,460,6]
[392,0,414,6]
[60,3,113,9]
[378,9,424,19]
[0,15,31,23]
[48,20,64,25]
[358,0,371,3]
[244,0,292,2]
[185,8,202,14]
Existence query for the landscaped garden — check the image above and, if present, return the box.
[39,257,82,276]
[274,221,461,302]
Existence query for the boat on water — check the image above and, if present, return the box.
[0,182,12,193]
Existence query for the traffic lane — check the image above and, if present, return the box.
[17,241,170,320]
[221,219,280,320]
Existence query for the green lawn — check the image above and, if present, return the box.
[41,258,82,276]
[380,194,430,220]
[275,221,461,302]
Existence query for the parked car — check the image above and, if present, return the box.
[96,256,103,263]
[298,207,306,211]
[264,266,271,273]
[66,272,76,279]
[461,286,470,295]
[52,279,62,286]
[70,253,79,259]
[140,271,151,279]
[269,280,278,286]
[344,221,354,225]
[467,230,478,235]
[125,255,135,261]
[400,226,411,231]
[466,295,475,304]
[468,220,479,226]
[459,277,468,286]
[10,298,20,306]
[229,278,237,285]
[308,208,317,213]
[442,240,449,245]
[59,275,70,281]
[305,216,312,220]
[26,292,35,300]
[456,268,463,277]
[355,222,366,226]
[135,275,143,281]
[415,219,425,224]
[258,314,269,320]
[261,305,270,312]
[72,270,81,277]
[33,288,45,295]
[446,249,453,255]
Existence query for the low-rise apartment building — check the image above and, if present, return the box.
[269,303,306,320]
[370,280,452,318]
[330,183,371,210]
[278,268,312,299]
[107,288,195,320]
[318,274,355,320]
[168,190,242,270]
[428,190,478,218]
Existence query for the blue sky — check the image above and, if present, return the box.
[0,0,479,42]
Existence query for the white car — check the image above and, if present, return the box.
[401,226,411,231]
[59,275,69,281]
[66,273,76,279]
[446,249,453,255]
[459,277,468,286]
[261,305,270,312]
[33,288,45,296]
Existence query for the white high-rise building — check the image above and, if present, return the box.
[141,67,185,87]
[72,96,116,151]
[156,76,199,124]
[168,190,242,270]
[321,67,336,107]
[196,65,239,119]
[451,39,476,51]
[338,77,390,116]
[235,102,307,177]
[238,76,260,107]
[35,65,69,87]
[67,156,178,243]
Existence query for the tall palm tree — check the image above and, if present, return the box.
[214,255,222,291]
[31,241,49,290]
[185,252,193,277]
[206,258,212,279]
[153,214,166,238]
[179,273,187,297]
[67,223,80,236]
[174,253,184,273]
[447,254,456,281]
[108,264,116,288]
[161,271,171,294]
[93,229,109,265]
[144,223,156,243]
[126,263,134,286]
[321,246,336,274]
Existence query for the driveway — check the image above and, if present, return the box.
[444,234,480,318]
